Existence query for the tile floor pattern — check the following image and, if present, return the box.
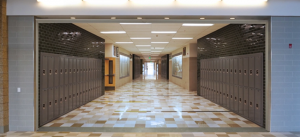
[43,75,259,128]
[1,132,300,137]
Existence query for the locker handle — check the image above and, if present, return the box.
[256,69,259,76]
[65,69,68,73]
[60,69,63,74]
[244,100,247,104]
[77,69,79,73]
[227,94,229,98]
[231,95,233,99]
[244,70,247,75]
[235,97,237,101]
[43,70,46,75]
[69,69,72,73]
[226,69,229,73]
[234,69,237,74]
[256,104,259,109]
[60,98,63,102]
[49,70,52,75]
[250,70,253,75]
[43,104,45,109]
[77,93,78,96]
[65,97,67,101]
[49,102,52,107]
[73,69,76,73]
[250,102,253,107]
[55,100,57,104]
[239,70,242,74]
[230,69,233,73]
[239,98,242,102]
[55,70,58,74]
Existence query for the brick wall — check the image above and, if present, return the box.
[8,16,35,131]
[271,17,300,131]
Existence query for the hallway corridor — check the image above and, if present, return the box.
[42,75,259,129]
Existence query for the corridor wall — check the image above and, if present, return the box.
[38,23,105,127]
[197,24,266,127]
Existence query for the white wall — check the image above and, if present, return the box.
[6,0,300,16]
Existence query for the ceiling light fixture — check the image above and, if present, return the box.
[200,18,205,19]
[120,23,151,25]
[131,37,151,39]
[101,31,126,34]
[230,18,236,19]
[70,17,76,19]
[155,47,164,49]
[137,17,143,19]
[165,17,170,19]
[182,23,214,26]
[136,45,151,47]
[111,17,116,19]
[151,31,177,34]
[115,42,133,44]
[172,38,193,39]
[151,42,169,44]
[151,51,162,52]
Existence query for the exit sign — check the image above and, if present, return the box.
[149,57,151,59]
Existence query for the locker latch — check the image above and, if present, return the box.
[49,102,52,107]
[49,70,52,75]
[244,70,247,75]
[234,69,237,74]
[230,69,233,73]
[239,98,242,102]
[69,69,72,73]
[60,98,63,102]
[65,97,67,101]
[256,70,259,76]
[256,104,259,109]
[55,70,58,74]
[43,104,45,109]
[227,94,229,98]
[235,97,237,101]
[250,102,253,107]
[73,69,76,73]
[60,69,63,74]
[55,100,57,104]
[43,70,46,75]
[249,70,253,75]
[244,100,247,104]
[239,70,242,74]
[226,69,229,73]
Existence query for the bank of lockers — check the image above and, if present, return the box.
[39,52,103,127]
[199,53,264,127]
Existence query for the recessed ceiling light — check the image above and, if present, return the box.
[120,23,151,25]
[200,18,205,20]
[182,24,214,26]
[111,17,116,19]
[139,49,151,51]
[172,38,193,39]
[151,51,162,52]
[115,42,133,44]
[155,47,164,49]
[165,17,169,19]
[131,37,151,39]
[101,31,126,34]
[230,18,235,19]
[136,45,151,47]
[70,17,76,19]
[151,42,169,44]
[141,52,151,53]
[151,31,177,34]
[137,17,142,19]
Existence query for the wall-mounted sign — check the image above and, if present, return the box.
[183,47,186,56]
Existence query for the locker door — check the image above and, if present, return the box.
[64,85,68,114]
[54,56,60,87]
[213,60,217,81]
[77,59,80,83]
[80,82,83,105]
[73,58,77,83]
[234,85,239,113]
[225,84,230,109]
[249,56,255,88]
[59,57,64,86]
[54,87,59,118]
[73,84,77,109]
[64,58,69,84]
[39,89,48,126]
[222,83,227,108]
[59,86,64,116]
[238,58,243,86]
[229,58,234,84]
[40,54,48,89]
[213,81,216,103]
[255,54,263,90]
[48,56,54,88]
[243,87,249,118]
[243,57,249,87]
[255,89,263,126]
[234,58,238,85]
[226,59,230,84]
[222,59,226,82]
[68,58,73,84]
[48,88,54,122]
[248,88,255,121]
[229,85,234,110]
[216,82,220,104]
[238,86,244,115]
[68,84,73,111]
[219,59,222,82]
[219,82,223,106]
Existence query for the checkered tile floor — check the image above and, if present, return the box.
[42,75,260,128]
[2,132,300,137]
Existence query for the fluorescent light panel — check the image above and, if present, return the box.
[131,37,151,39]
[115,42,133,44]
[151,51,162,52]
[182,23,214,26]
[151,42,169,44]
[155,47,164,49]
[172,38,193,39]
[151,31,177,34]
[101,31,126,34]
[136,45,151,47]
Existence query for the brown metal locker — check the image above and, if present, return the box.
[249,56,255,88]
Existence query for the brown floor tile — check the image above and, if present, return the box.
[96,121,106,124]
[228,124,241,127]
[50,123,64,127]
[71,123,84,127]
[165,118,175,121]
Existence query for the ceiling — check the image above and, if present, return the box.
[74,23,228,60]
